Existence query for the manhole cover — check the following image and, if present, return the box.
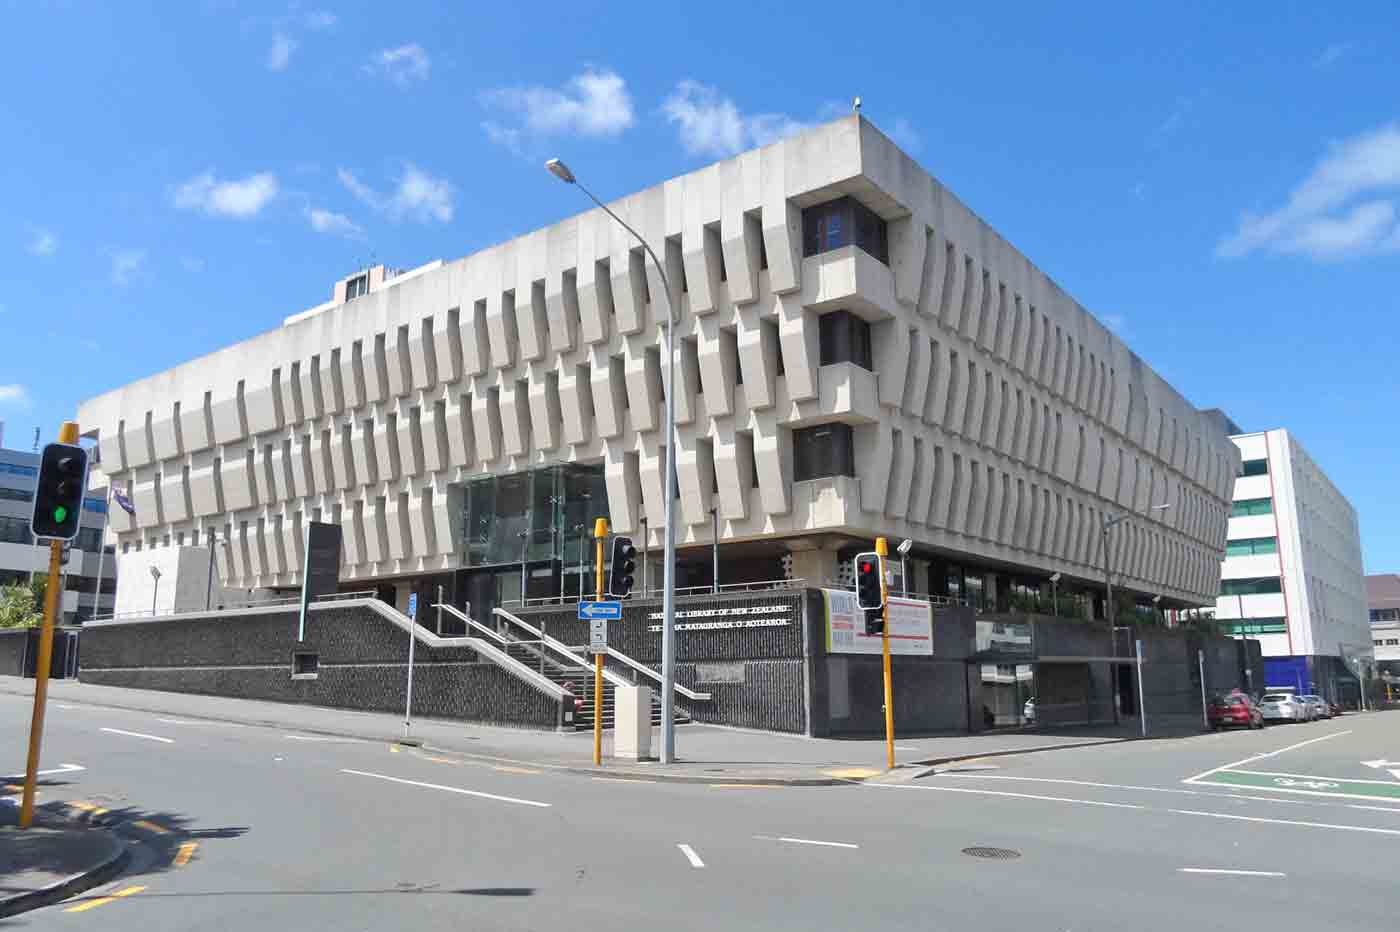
[962,846,1021,860]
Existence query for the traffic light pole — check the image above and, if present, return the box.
[876,537,895,770]
[20,420,79,829]
[594,518,607,767]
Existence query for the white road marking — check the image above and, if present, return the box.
[56,704,77,710]
[1182,730,1352,784]
[1348,804,1400,814]
[340,769,552,808]
[592,777,658,784]
[1225,768,1400,786]
[1168,809,1400,837]
[99,727,173,744]
[754,835,860,849]
[1178,868,1286,877]
[1,763,85,780]
[677,843,705,868]
[938,773,1315,806]
[894,746,920,751]
[872,783,1146,810]
[156,718,244,727]
[285,735,361,743]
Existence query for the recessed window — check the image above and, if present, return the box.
[818,311,873,370]
[801,197,889,264]
[1225,537,1278,557]
[1220,577,1283,596]
[292,651,319,679]
[793,424,856,482]
[1231,497,1273,517]
[1239,458,1268,477]
[345,274,368,301]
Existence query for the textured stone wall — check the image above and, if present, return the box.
[79,602,561,729]
[0,629,28,676]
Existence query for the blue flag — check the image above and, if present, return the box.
[112,487,136,516]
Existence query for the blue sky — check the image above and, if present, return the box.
[3,2,1398,571]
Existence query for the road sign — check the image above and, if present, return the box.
[589,618,608,654]
[407,593,418,620]
[578,600,622,620]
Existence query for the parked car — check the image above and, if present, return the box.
[1329,699,1345,717]
[1208,692,1263,730]
[1301,695,1330,719]
[1260,693,1308,722]
[1023,698,1036,723]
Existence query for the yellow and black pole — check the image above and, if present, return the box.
[20,420,80,829]
[593,517,608,766]
[876,536,895,770]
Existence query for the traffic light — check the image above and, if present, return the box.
[608,535,637,598]
[31,442,88,541]
[854,551,885,636]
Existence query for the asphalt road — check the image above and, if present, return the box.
[4,690,1397,931]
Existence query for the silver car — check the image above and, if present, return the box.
[1301,695,1329,720]
[1260,693,1307,722]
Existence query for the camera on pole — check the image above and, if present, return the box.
[31,442,88,541]
[608,535,637,598]
[854,551,885,635]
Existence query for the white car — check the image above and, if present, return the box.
[1260,693,1307,722]
[1300,695,1329,720]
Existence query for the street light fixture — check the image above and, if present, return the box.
[546,158,682,763]
[149,564,162,617]
[1102,503,1171,721]
[897,539,913,596]
[1049,572,1061,618]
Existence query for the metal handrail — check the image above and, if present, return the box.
[492,607,631,689]
[88,588,383,623]
[433,603,510,645]
[604,647,712,702]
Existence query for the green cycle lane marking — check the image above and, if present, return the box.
[1197,769,1400,801]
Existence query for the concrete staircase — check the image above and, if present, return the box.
[497,637,688,732]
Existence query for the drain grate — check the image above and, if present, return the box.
[962,846,1021,860]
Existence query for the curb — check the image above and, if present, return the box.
[907,737,1130,775]
[0,827,130,919]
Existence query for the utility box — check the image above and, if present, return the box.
[613,685,652,761]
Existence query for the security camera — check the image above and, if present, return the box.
[897,539,913,555]
[1049,572,1061,583]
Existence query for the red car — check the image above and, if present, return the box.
[1208,692,1263,730]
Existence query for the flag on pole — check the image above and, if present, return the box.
[112,486,136,516]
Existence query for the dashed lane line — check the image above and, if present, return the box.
[677,843,705,868]
[1178,868,1286,877]
[99,727,174,744]
[339,769,553,808]
[754,835,860,849]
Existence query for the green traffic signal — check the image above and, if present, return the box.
[53,505,68,524]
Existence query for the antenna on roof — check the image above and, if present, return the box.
[852,96,861,113]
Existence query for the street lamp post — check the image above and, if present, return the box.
[1102,504,1172,720]
[149,565,162,617]
[547,157,682,763]
[1050,572,1061,618]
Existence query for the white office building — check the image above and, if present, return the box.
[0,435,116,622]
[77,116,1239,623]
[1215,426,1371,702]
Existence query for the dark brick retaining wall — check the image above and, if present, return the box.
[78,602,562,729]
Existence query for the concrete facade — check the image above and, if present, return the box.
[77,117,1238,615]
[1215,429,1371,698]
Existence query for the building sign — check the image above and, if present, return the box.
[298,521,343,641]
[645,602,792,633]
[822,588,933,656]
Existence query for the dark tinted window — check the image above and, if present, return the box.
[819,311,873,370]
[802,197,889,264]
[1240,458,1268,476]
[793,424,856,481]
[1220,576,1283,596]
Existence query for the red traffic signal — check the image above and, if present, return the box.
[854,551,884,612]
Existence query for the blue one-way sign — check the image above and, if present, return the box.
[578,600,622,620]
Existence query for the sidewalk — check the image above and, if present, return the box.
[0,817,128,918]
[1,676,1146,786]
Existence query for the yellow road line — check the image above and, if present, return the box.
[389,744,400,753]
[132,819,169,834]
[423,755,457,764]
[493,765,541,774]
[65,885,146,912]
[173,842,198,867]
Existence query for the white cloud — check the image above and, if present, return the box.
[28,229,57,256]
[481,68,633,146]
[1217,122,1400,260]
[307,206,364,239]
[662,81,808,157]
[267,33,297,71]
[302,10,336,29]
[337,164,453,223]
[1315,42,1353,69]
[173,170,279,218]
[0,384,29,407]
[108,248,146,286]
[889,118,923,154]
[366,44,431,85]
